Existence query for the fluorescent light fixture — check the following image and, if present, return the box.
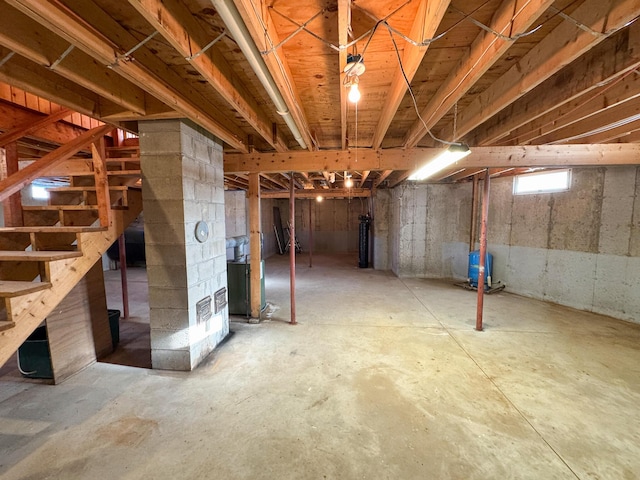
[408,144,471,181]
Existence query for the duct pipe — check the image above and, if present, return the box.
[226,235,249,261]
[211,0,307,149]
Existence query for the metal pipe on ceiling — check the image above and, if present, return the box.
[211,0,308,150]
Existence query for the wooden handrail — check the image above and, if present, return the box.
[0,124,112,203]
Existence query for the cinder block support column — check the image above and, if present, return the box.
[139,119,229,371]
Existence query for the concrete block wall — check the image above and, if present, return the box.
[260,198,279,258]
[485,167,640,323]
[140,119,229,371]
[224,190,247,238]
[276,197,369,253]
[387,167,640,323]
[372,189,391,270]
[389,183,471,278]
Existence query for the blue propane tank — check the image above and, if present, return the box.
[468,250,493,287]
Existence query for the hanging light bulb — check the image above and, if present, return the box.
[344,171,354,188]
[348,81,361,103]
[316,195,323,203]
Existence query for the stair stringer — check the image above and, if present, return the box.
[0,189,143,368]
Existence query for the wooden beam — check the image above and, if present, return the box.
[338,0,349,151]
[0,124,112,203]
[280,172,303,190]
[260,173,288,190]
[128,0,288,152]
[1,142,23,226]
[359,170,370,187]
[460,144,640,167]
[0,47,118,117]
[387,171,411,188]
[261,188,371,199]
[0,6,147,115]
[404,0,552,148]
[496,72,640,145]
[234,0,313,150]
[0,108,71,147]
[372,0,450,148]
[473,23,640,146]
[225,144,640,174]
[8,0,248,152]
[533,97,640,145]
[447,168,487,183]
[563,117,640,144]
[224,176,249,190]
[91,139,111,227]
[226,149,442,174]
[248,172,261,320]
[373,170,392,188]
[0,101,84,145]
[437,0,640,144]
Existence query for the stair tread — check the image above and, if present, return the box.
[106,145,139,151]
[0,280,52,297]
[0,226,107,233]
[106,157,140,162]
[47,186,129,192]
[0,321,15,332]
[22,205,99,211]
[68,170,141,177]
[0,250,83,261]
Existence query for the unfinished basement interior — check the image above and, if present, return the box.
[1,0,640,478]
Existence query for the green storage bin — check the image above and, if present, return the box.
[18,326,53,379]
[227,260,265,315]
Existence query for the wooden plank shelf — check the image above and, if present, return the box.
[0,250,83,261]
[0,280,52,298]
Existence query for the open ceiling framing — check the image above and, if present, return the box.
[0,0,638,194]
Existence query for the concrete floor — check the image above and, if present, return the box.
[1,253,640,479]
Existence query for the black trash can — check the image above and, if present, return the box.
[358,213,371,268]
[18,326,53,379]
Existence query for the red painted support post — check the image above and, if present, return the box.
[289,173,296,324]
[476,170,490,331]
[309,200,313,268]
[119,233,129,319]
[470,174,479,252]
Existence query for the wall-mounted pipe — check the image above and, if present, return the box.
[211,0,308,150]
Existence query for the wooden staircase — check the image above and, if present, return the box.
[0,133,143,370]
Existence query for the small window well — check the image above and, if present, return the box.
[31,184,50,200]
[513,169,571,195]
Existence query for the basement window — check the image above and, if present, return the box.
[31,184,50,200]
[513,169,571,195]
